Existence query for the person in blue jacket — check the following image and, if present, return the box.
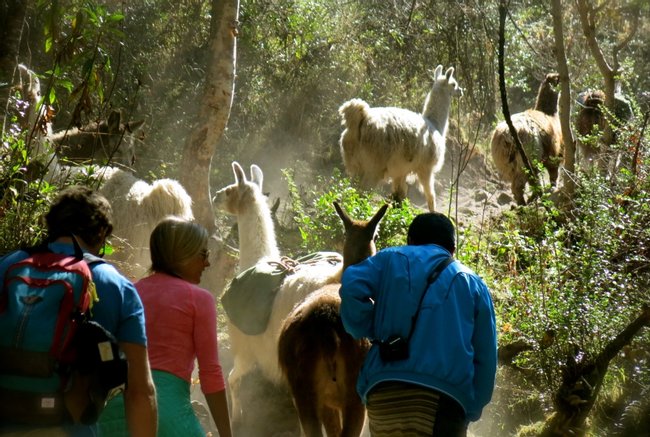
[340,212,497,436]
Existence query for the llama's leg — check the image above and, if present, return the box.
[391,177,408,207]
[417,169,436,212]
[227,356,252,424]
[321,406,342,437]
[340,399,366,437]
[291,386,324,437]
[511,174,527,205]
[547,164,559,189]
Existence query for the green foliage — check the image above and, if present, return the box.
[0,131,55,253]
[282,167,419,254]
[35,0,129,125]
[472,115,650,435]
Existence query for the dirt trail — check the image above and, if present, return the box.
[193,144,515,436]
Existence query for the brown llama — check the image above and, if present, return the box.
[49,110,145,167]
[490,73,563,205]
[575,89,633,166]
[278,202,388,437]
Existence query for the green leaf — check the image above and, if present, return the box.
[108,13,125,22]
[58,79,74,93]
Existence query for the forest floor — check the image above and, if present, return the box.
[193,140,521,436]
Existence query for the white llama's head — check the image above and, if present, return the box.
[213,161,265,216]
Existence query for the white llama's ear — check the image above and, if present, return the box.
[232,161,246,185]
[445,67,455,79]
[433,65,443,78]
[250,164,264,190]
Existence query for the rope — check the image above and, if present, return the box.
[266,254,342,275]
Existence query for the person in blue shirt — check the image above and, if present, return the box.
[339,212,497,436]
[0,186,157,437]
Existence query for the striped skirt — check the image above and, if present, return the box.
[366,381,466,437]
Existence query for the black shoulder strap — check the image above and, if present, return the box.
[22,242,50,256]
[425,256,454,292]
[406,256,454,341]
[82,253,105,266]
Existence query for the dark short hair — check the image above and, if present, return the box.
[407,212,455,252]
[45,186,113,247]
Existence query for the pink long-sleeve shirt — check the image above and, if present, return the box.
[135,272,226,394]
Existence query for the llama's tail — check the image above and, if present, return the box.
[338,98,369,130]
[490,123,519,182]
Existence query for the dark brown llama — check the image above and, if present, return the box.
[490,73,563,205]
[49,110,144,167]
[575,89,633,166]
[278,202,388,437]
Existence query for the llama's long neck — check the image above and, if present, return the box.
[28,135,64,182]
[237,196,280,272]
[534,82,559,116]
[422,86,452,138]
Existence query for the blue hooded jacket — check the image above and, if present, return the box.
[339,244,497,422]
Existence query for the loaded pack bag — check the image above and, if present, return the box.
[0,241,128,426]
[222,251,342,335]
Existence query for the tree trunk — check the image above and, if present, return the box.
[497,0,539,194]
[575,0,637,149]
[0,0,29,132]
[575,0,616,148]
[550,0,575,202]
[179,0,240,233]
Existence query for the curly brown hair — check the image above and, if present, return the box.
[45,186,113,247]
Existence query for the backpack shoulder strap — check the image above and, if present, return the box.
[22,237,86,259]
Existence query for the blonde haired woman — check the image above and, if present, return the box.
[100,217,232,437]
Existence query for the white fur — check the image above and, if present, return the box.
[99,166,194,279]
[213,161,342,423]
[22,144,193,281]
[15,64,50,136]
[212,161,280,272]
[339,65,463,211]
[10,66,191,280]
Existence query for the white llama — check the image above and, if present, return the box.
[213,161,342,424]
[31,135,193,281]
[213,161,280,272]
[8,66,191,280]
[338,64,463,212]
[99,166,194,279]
